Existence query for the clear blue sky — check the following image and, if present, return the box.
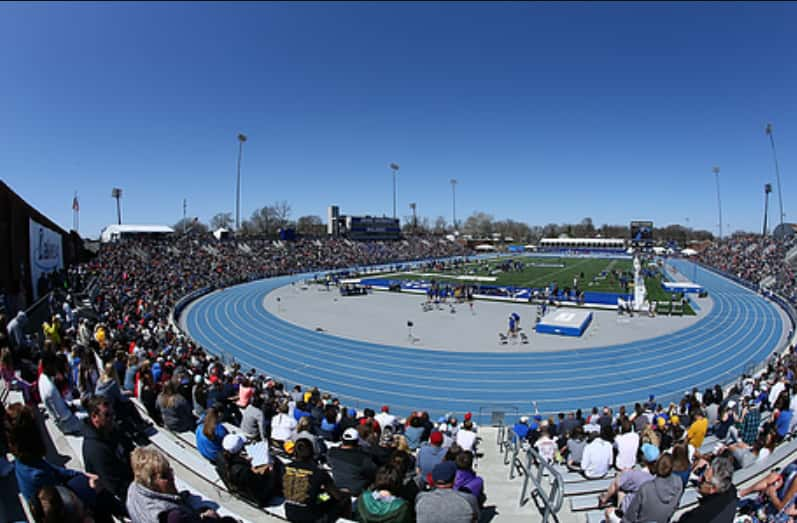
[2,2,795,238]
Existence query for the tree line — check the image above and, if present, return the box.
[175,206,714,244]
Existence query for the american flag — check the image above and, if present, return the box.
[72,194,79,212]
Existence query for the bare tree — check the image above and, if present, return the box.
[173,217,209,235]
[210,212,233,230]
[433,216,448,234]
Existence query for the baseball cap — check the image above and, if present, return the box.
[381,405,390,412]
[222,434,245,454]
[431,461,457,484]
[519,416,529,423]
[641,443,660,463]
[464,412,472,421]
[430,431,444,445]
[342,427,359,442]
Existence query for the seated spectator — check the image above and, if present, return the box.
[327,427,377,496]
[271,402,297,447]
[5,403,104,513]
[29,485,96,523]
[566,425,587,470]
[126,446,236,523]
[157,379,196,433]
[417,430,447,480]
[685,409,707,448]
[390,449,420,507]
[38,352,83,435]
[724,429,776,469]
[534,426,558,463]
[581,425,613,479]
[600,443,659,519]
[676,456,736,522]
[356,464,413,523]
[240,392,267,441]
[196,407,228,463]
[374,405,398,432]
[454,450,485,507]
[191,375,207,418]
[736,398,762,445]
[214,434,282,506]
[415,461,479,523]
[82,396,135,504]
[318,405,341,442]
[671,443,691,488]
[0,347,33,404]
[455,420,478,453]
[513,416,530,442]
[404,414,425,450]
[619,453,682,523]
[283,437,351,522]
[614,419,639,471]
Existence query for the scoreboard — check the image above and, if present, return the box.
[630,221,654,246]
[345,216,401,240]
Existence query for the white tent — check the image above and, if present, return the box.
[681,248,698,257]
[474,244,497,251]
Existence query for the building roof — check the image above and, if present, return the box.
[100,224,174,242]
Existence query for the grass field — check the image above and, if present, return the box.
[391,256,634,293]
[381,256,696,315]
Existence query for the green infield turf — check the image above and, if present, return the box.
[390,256,634,293]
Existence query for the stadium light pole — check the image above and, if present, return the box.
[763,183,773,236]
[450,178,458,230]
[712,166,722,240]
[111,187,122,225]
[389,163,400,220]
[409,202,417,232]
[235,133,247,231]
[766,123,785,231]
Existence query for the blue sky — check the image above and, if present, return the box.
[2,2,795,238]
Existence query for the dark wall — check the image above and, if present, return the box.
[0,181,82,312]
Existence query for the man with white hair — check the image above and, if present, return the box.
[676,456,736,522]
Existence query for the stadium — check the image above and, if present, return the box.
[2,4,797,523]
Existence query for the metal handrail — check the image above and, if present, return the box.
[516,447,564,521]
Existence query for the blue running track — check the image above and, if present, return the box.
[183,259,786,420]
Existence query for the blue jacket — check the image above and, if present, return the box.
[196,422,228,462]
[15,458,81,501]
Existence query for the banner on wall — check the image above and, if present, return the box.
[29,218,63,300]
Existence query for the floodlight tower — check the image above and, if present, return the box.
[763,183,773,236]
[712,166,722,240]
[450,178,458,230]
[409,202,417,232]
[111,187,123,225]
[389,163,400,219]
[766,123,785,230]
[235,133,247,231]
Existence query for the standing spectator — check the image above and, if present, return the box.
[240,393,268,441]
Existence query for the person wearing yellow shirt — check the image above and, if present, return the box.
[686,410,708,448]
[42,315,62,345]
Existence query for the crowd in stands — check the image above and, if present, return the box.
[698,234,797,304]
[505,340,797,522]
[0,234,497,523]
[3,232,797,522]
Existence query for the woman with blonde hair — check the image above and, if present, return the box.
[126,446,234,523]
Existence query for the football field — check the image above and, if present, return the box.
[390,256,634,293]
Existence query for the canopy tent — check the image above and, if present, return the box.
[474,244,497,251]
[681,248,698,257]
